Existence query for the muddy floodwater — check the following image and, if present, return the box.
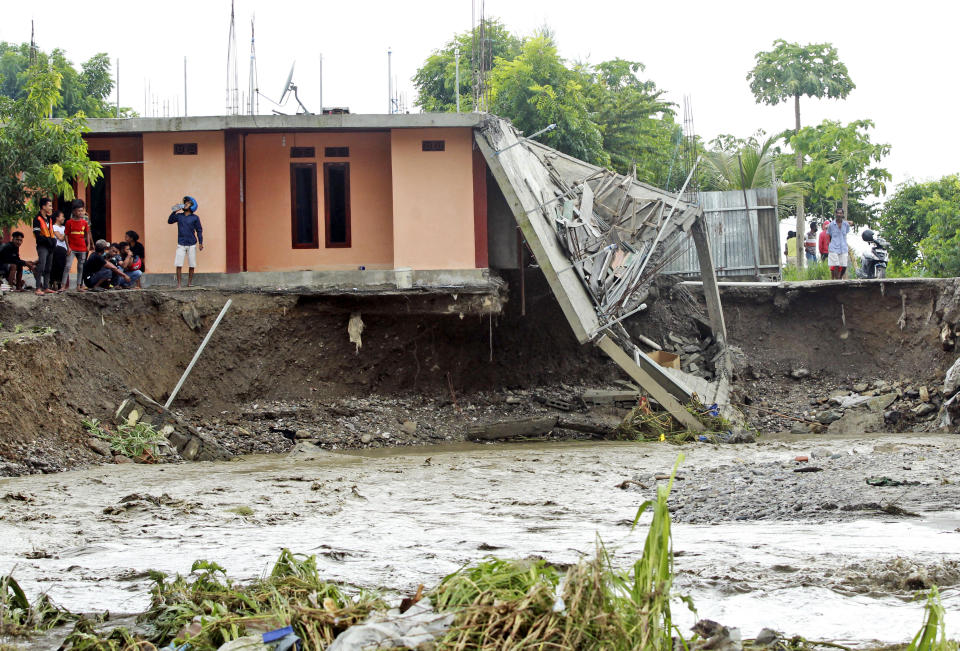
[2,435,959,648]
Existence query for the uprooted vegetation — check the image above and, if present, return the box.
[81,418,167,461]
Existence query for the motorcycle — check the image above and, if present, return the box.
[857,229,889,279]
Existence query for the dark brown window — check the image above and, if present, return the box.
[290,146,315,158]
[290,163,318,248]
[88,150,111,162]
[174,143,198,155]
[324,163,351,248]
[324,146,349,158]
[422,140,445,152]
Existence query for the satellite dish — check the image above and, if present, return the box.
[279,62,296,104]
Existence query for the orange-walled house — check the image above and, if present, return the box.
[61,113,510,286]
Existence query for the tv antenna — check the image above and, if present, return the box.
[225,0,239,115]
[247,16,259,114]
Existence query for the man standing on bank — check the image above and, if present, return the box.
[32,198,56,294]
[167,196,203,288]
[827,208,851,280]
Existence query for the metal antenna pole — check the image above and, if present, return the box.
[115,58,120,117]
[454,44,460,112]
[165,300,233,409]
[318,53,323,113]
[387,47,393,114]
[183,57,188,116]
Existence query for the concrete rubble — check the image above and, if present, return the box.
[114,389,231,462]
[476,116,736,431]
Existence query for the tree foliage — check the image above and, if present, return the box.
[0,57,102,228]
[879,175,960,275]
[490,36,608,166]
[579,58,678,184]
[0,42,134,117]
[702,132,806,213]
[412,20,522,113]
[747,39,855,265]
[787,119,891,225]
[746,39,855,108]
[413,24,680,185]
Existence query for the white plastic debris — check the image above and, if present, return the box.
[326,597,454,651]
[348,313,364,352]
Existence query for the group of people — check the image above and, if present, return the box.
[785,208,852,280]
[0,198,146,292]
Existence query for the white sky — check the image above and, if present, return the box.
[2,0,957,195]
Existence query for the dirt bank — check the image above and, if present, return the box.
[632,278,960,433]
[0,274,617,475]
[2,275,959,476]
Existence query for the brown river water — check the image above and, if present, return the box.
[1,438,958,648]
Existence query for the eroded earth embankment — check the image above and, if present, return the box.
[0,279,614,475]
[2,276,960,476]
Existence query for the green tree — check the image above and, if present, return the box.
[747,39,855,264]
[0,42,134,117]
[489,36,608,166]
[788,119,890,226]
[916,177,960,276]
[414,24,681,184]
[702,133,806,213]
[412,20,522,113]
[879,175,960,268]
[0,57,102,228]
[576,58,675,182]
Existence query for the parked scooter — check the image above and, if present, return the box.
[857,229,889,279]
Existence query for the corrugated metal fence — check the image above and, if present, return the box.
[661,188,781,279]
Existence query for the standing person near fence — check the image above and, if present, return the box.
[827,208,851,280]
[31,198,56,295]
[803,221,819,266]
[818,219,831,262]
[783,230,798,268]
[167,196,203,289]
[63,199,93,290]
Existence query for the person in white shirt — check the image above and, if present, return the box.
[50,210,68,291]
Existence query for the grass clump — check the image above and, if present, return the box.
[907,586,958,651]
[432,456,688,650]
[61,550,385,650]
[782,260,832,281]
[82,418,167,461]
[0,574,74,637]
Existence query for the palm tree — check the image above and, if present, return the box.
[702,135,807,215]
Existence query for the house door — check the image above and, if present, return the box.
[86,168,111,243]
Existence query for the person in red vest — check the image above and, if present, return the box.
[818,219,831,262]
[63,199,93,290]
[32,197,56,295]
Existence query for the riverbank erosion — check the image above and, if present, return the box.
[2,276,960,475]
[0,276,618,475]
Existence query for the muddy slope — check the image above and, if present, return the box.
[671,279,960,431]
[0,274,615,474]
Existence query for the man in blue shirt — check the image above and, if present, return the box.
[167,196,204,288]
[826,208,850,280]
